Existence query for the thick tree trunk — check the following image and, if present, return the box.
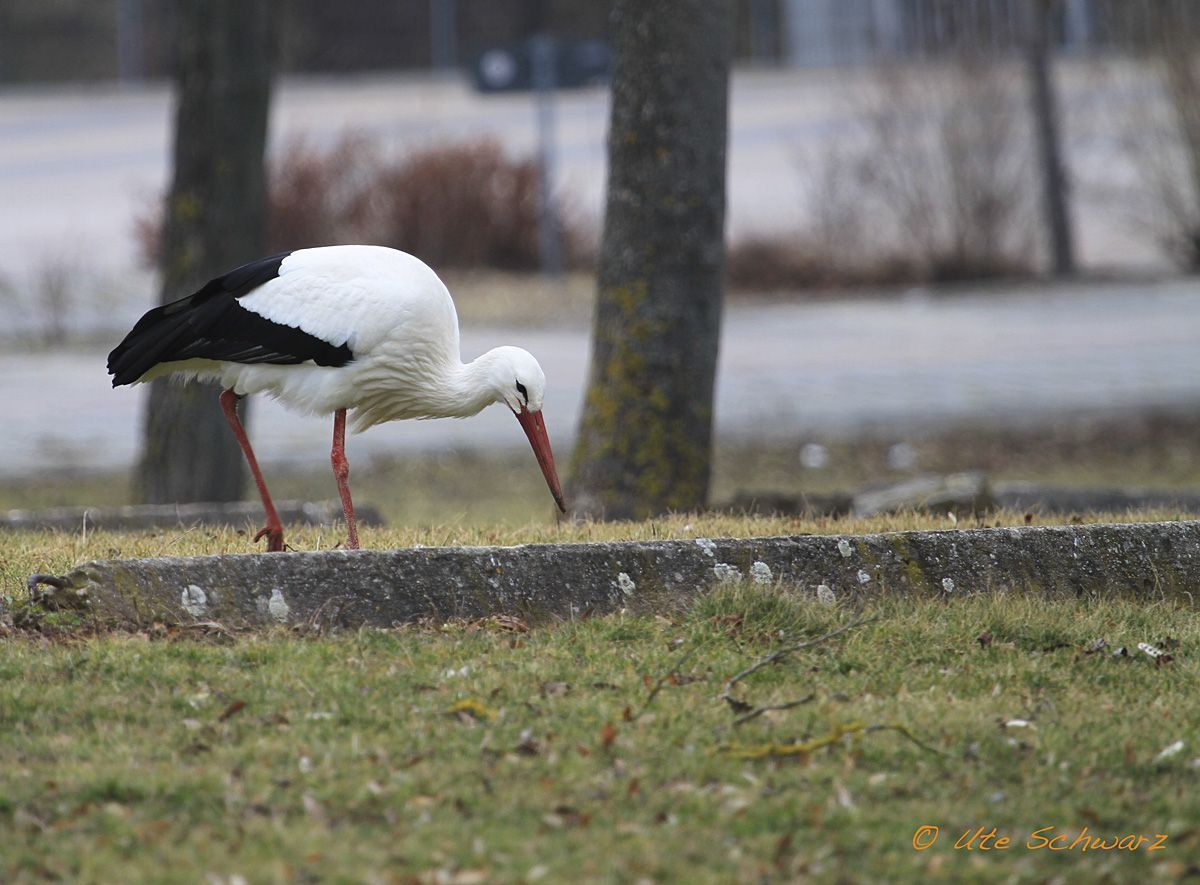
[135,0,275,504]
[567,0,733,520]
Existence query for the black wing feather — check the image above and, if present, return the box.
[107,252,355,387]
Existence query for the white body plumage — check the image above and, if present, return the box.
[135,245,546,433]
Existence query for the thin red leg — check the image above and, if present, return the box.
[331,408,359,550]
[219,389,284,552]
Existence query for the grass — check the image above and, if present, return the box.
[1,584,1198,882]
[1,409,1196,881]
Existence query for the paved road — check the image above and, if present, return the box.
[0,62,1174,296]
[5,279,1197,478]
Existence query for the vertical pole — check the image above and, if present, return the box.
[748,0,774,64]
[116,0,144,85]
[1061,0,1090,52]
[1026,0,1077,276]
[530,34,564,278]
[430,0,458,70]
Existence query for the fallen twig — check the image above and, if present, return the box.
[720,617,877,698]
[732,694,816,727]
[26,573,88,610]
[864,723,945,758]
[633,647,696,720]
[719,719,944,759]
[177,620,236,638]
[27,573,68,596]
[720,720,867,759]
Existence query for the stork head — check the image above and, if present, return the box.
[487,347,565,513]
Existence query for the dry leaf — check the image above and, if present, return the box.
[600,722,618,751]
[483,615,529,633]
[723,695,754,715]
[302,792,327,825]
[773,832,794,869]
[1138,642,1175,666]
[543,805,590,829]
[1155,740,1185,762]
[514,729,540,756]
[218,700,246,722]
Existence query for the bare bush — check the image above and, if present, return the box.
[268,135,381,250]
[362,140,551,270]
[1100,1,1200,270]
[852,56,1036,280]
[137,136,583,272]
[34,261,74,344]
[726,54,1036,294]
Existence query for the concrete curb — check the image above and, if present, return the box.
[991,483,1200,514]
[2,500,383,533]
[30,520,1200,629]
[722,477,1200,518]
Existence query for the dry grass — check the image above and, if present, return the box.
[2,408,1198,533]
[438,269,596,327]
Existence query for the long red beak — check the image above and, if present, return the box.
[515,408,566,513]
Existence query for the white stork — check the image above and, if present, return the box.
[108,245,566,551]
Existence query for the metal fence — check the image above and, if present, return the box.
[5,0,1200,86]
[779,0,1200,67]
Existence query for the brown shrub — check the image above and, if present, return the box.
[725,235,925,293]
[362,140,550,270]
[267,135,380,251]
[137,135,582,272]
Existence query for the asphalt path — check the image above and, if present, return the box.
[0,62,1175,294]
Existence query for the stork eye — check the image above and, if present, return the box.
[515,381,528,405]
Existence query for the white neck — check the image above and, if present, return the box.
[434,349,507,418]
[348,346,519,433]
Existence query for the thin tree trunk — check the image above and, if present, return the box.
[568,0,733,520]
[1026,0,1076,276]
[135,0,276,503]
[1153,1,1200,266]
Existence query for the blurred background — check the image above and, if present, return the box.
[0,0,1197,525]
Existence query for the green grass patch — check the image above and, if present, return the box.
[1,587,1197,882]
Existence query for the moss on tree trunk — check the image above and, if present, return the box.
[568,0,733,520]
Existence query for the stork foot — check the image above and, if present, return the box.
[253,525,285,552]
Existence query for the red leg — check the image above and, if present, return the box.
[219,389,284,552]
[331,408,359,550]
